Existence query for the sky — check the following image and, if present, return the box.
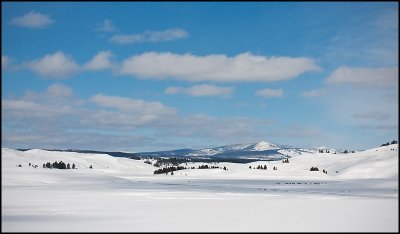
[2,2,398,152]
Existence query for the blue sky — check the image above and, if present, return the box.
[2,2,398,152]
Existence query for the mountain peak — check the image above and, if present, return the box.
[250,141,279,151]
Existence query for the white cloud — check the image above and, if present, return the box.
[110,28,188,44]
[255,88,284,98]
[353,111,389,121]
[84,51,114,71]
[165,87,182,94]
[95,19,118,32]
[10,11,53,28]
[26,51,80,78]
[46,83,74,98]
[90,94,176,116]
[2,55,11,69]
[325,66,398,87]
[165,84,235,97]
[120,52,321,82]
[301,88,327,97]
[2,86,78,121]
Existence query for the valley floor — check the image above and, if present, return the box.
[2,176,398,232]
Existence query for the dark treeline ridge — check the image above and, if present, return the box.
[17,148,270,164]
[148,157,266,167]
[153,166,186,175]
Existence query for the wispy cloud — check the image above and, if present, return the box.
[10,11,53,28]
[301,88,327,97]
[353,111,389,121]
[325,66,398,87]
[95,19,118,32]
[120,52,321,82]
[110,28,188,44]
[90,94,176,117]
[165,84,235,97]
[357,124,397,131]
[2,55,11,70]
[84,51,115,71]
[270,124,321,138]
[323,7,398,67]
[46,83,74,98]
[25,51,80,78]
[255,88,284,98]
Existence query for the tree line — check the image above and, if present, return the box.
[381,140,397,147]
[43,161,76,169]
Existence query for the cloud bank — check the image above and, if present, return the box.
[165,84,235,97]
[255,88,284,97]
[110,28,188,44]
[26,51,79,78]
[120,52,321,82]
[326,66,398,87]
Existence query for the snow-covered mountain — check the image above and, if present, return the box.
[134,140,313,160]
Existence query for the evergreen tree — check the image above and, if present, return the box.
[67,163,70,169]
[263,165,267,170]
[72,163,75,169]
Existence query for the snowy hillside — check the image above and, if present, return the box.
[2,144,398,232]
[2,144,398,180]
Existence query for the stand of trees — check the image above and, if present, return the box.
[381,140,398,147]
[256,165,267,170]
[153,166,186,175]
[310,167,319,171]
[198,165,220,169]
[319,149,330,153]
[153,157,191,167]
[282,159,289,163]
[43,161,76,169]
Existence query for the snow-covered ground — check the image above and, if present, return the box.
[2,145,398,232]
